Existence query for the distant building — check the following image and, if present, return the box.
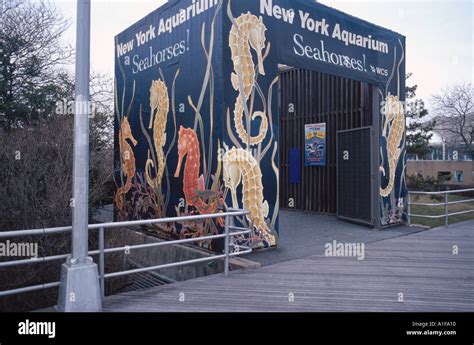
[407,142,473,161]
[407,160,474,186]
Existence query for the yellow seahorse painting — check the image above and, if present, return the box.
[229,13,268,146]
[380,94,405,197]
[222,147,276,246]
[146,79,169,189]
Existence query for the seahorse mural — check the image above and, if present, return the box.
[174,126,222,216]
[115,116,137,209]
[222,147,276,246]
[229,12,268,146]
[380,94,405,197]
[146,79,169,189]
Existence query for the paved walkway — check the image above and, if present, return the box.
[245,210,426,266]
[103,220,474,312]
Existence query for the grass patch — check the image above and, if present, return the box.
[410,194,474,228]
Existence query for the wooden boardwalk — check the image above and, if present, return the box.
[103,221,474,312]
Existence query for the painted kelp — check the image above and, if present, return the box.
[114,0,407,253]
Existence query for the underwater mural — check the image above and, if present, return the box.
[114,0,227,250]
[114,0,407,254]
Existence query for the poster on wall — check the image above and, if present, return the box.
[304,123,326,166]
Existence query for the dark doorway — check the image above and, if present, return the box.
[279,67,373,216]
[337,127,374,225]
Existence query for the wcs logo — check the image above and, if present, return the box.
[370,65,388,76]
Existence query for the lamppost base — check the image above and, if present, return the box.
[56,256,102,312]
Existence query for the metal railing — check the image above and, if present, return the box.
[408,188,474,227]
[0,209,252,298]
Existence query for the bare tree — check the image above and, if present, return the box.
[0,0,116,312]
[0,0,73,130]
[0,113,113,232]
[432,83,474,155]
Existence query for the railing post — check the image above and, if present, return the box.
[445,193,449,227]
[224,215,230,276]
[407,192,411,226]
[99,227,105,299]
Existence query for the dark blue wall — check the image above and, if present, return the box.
[114,0,407,253]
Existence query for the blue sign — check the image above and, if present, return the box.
[304,123,326,166]
[289,148,301,183]
[254,0,406,91]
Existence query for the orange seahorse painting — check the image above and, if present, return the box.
[115,116,138,210]
[174,126,223,219]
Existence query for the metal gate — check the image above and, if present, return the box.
[279,67,372,214]
[337,127,374,225]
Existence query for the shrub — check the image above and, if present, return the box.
[407,174,443,202]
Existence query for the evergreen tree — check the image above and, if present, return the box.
[405,73,436,159]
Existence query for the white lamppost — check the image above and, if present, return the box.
[57,0,101,312]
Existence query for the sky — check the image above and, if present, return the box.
[54,0,473,116]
